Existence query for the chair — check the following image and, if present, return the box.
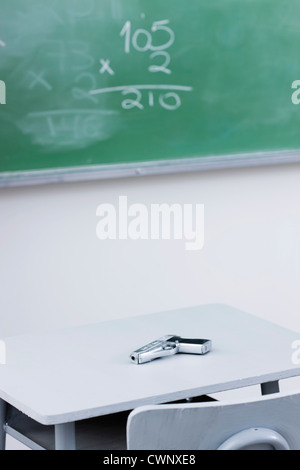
[126,390,300,450]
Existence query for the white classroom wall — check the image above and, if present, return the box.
[1,162,300,339]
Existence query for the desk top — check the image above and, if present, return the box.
[1,304,300,425]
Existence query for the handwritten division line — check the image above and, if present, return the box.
[90,84,193,95]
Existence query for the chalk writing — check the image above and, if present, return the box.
[27,71,52,91]
[90,84,192,111]
[89,18,192,110]
[99,59,115,75]
[119,19,175,79]
[72,72,98,103]
[67,0,95,24]
[20,109,118,149]
[45,40,94,73]
[15,10,194,152]
[120,20,175,54]
[149,51,171,75]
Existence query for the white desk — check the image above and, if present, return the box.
[1,304,300,449]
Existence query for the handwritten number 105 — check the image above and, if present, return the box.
[120,20,175,54]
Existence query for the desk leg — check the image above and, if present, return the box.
[55,423,76,450]
[0,399,7,450]
[261,381,280,395]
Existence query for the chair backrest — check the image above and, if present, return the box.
[127,390,300,450]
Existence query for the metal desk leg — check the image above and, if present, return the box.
[261,380,280,395]
[55,422,76,450]
[0,399,7,450]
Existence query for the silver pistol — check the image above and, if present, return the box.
[130,335,212,364]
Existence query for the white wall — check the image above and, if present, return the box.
[1,162,300,338]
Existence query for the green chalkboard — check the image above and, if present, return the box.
[1,0,300,186]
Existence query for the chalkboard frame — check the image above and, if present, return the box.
[1,149,300,187]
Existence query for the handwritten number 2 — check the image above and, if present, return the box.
[121,88,144,110]
[148,51,171,75]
